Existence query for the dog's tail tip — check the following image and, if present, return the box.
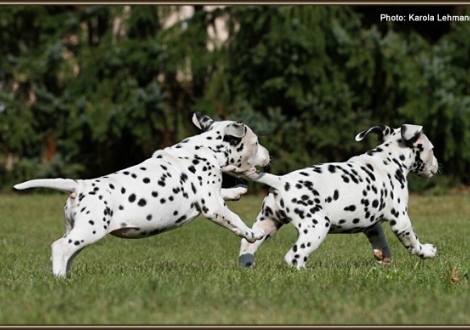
[13,183,26,190]
[13,178,78,193]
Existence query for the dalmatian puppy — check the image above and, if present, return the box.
[239,124,439,269]
[14,112,270,277]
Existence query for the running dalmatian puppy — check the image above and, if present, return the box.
[239,124,439,269]
[14,112,269,277]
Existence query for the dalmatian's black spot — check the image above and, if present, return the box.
[180,173,188,184]
[312,166,322,174]
[128,194,136,203]
[175,215,187,223]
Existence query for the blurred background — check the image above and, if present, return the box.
[1,5,469,194]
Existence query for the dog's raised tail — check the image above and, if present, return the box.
[14,178,78,193]
[249,172,284,190]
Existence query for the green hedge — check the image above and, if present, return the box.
[1,5,469,193]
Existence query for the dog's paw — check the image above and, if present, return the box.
[243,229,265,243]
[284,250,307,269]
[373,249,392,265]
[239,253,255,268]
[221,185,248,201]
[418,243,437,258]
[252,228,265,240]
[229,186,248,201]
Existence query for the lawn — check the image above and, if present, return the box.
[0,191,469,325]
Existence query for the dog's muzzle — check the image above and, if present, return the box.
[420,156,439,178]
[255,146,270,168]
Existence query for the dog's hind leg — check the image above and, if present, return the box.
[51,241,85,276]
[239,213,283,268]
[363,222,392,264]
[51,225,108,277]
[284,212,330,270]
[51,204,110,277]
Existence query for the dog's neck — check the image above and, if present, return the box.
[166,132,239,169]
[362,139,418,182]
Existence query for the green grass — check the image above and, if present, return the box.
[0,191,469,325]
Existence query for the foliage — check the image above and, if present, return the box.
[1,5,470,191]
[197,6,470,188]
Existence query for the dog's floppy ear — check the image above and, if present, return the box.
[192,112,214,131]
[355,125,392,143]
[225,121,246,138]
[401,124,423,148]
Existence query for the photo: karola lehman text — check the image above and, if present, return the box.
[380,13,470,22]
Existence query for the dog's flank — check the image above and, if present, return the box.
[14,112,269,277]
[240,124,438,270]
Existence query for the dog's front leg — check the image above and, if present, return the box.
[390,215,437,259]
[220,184,248,201]
[200,196,264,243]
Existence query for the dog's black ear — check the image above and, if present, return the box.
[355,125,392,143]
[225,121,246,138]
[192,112,214,131]
[401,124,423,148]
